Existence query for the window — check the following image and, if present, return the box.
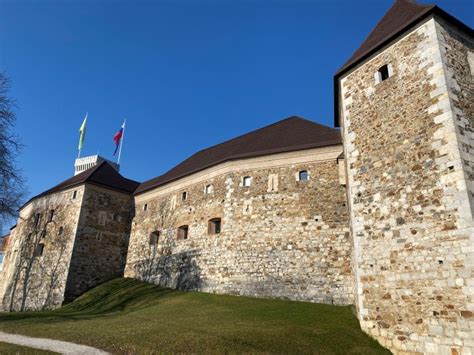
[72,190,77,199]
[204,184,213,195]
[378,65,390,81]
[208,218,221,235]
[149,231,160,246]
[177,225,189,240]
[182,191,188,201]
[143,203,148,212]
[34,243,44,257]
[41,230,46,239]
[113,213,120,222]
[34,213,41,227]
[242,176,252,187]
[48,210,54,222]
[58,226,64,236]
[375,64,393,84]
[299,170,309,181]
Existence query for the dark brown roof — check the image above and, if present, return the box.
[21,162,139,210]
[334,0,473,127]
[135,116,342,195]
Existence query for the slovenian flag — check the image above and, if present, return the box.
[113,122,125,155]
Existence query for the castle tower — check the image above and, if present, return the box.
[335,1,473,353]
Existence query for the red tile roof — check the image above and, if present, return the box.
[135,116,341,195]
[333,0,473,127]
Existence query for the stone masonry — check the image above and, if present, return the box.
[0,182,135,311]
[125,146,354,305]
[339,15,474,354]
[0,186,84,311]
[0,1,472,354]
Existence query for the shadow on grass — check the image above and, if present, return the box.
[0,278,178,323]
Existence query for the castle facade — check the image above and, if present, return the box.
[0,1,472,354]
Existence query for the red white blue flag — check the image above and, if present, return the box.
[113,122,125,155]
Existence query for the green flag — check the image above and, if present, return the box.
[78,113,87,150]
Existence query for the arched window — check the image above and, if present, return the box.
[208,218,221,234]
[149,231,160,246]
[242,176,252,187]
[177,225,189,240]
[298,170,309,181]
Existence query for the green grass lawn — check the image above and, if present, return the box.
[0,278,389,354]
[0,342,55,354]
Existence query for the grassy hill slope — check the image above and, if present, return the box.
[0,278,389,354]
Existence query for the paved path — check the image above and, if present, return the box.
[0,331,109,354]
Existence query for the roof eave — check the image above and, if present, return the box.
[135,141,343,196]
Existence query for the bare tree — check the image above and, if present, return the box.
[0,72,25,225]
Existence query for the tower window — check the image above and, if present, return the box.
[177,225,189,240]
[58,226,64,236]
[143,203,148,212]
[242,176,252,187]
[149,231,160,246]
[34,213,41,227]
[298,170,309,181]
[182,191,187,201]
[48,210,54,222]
[34,243,45,257]
[377,64,391,82]
[72,190,77,199]
[208,218,221,234]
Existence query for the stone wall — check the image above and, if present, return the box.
[125,146,354,305]
[340,16,474,354]
[63,184,135,302]
[436,19,474,218]
[0,186,84,311]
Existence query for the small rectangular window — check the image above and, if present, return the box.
[242,176,251,187]
[149,231,160,245]
[298,170,309,181]
[48,210,54,222]
[143,203,148,212]
[204,184,213,195]
[58,226,64,236]
[182,191,188,201]
[208,218,221,234]
[72,190,77,199]
[34,213,41,227]
[177,225,189,240]
[34,243,44,257]
[378,65,390,81]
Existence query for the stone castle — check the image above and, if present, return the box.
[0,0,472,353]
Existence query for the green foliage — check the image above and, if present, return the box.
[0,278,390,354]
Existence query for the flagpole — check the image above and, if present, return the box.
[117,119,126,165]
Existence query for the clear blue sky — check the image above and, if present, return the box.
[0,0,472,210]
